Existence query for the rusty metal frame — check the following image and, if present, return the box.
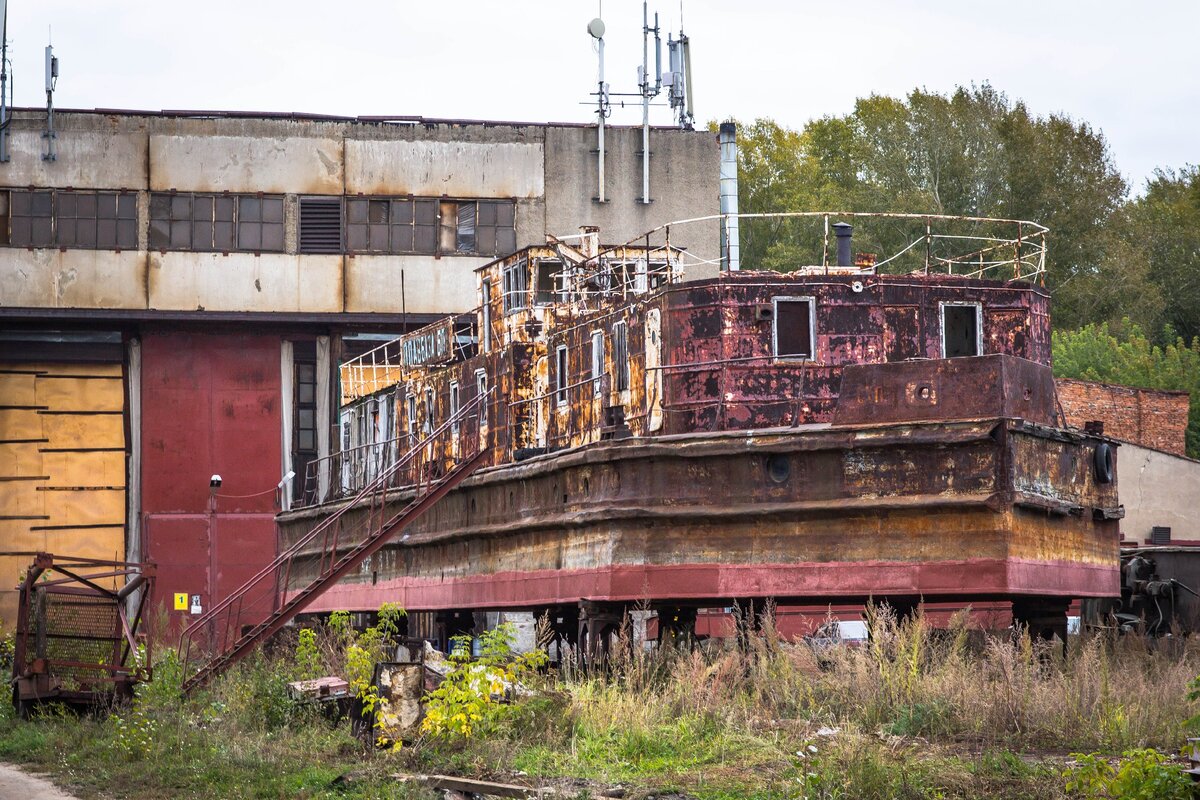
[8,552,154,710]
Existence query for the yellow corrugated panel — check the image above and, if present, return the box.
[0,480,46,518]
[0,371,39,406]
[0,408,44,442]
[39,363,122,379]
[0,442,45,478]
[36,375,124,413]
[0,519,46,553]
[41,488,126,528]
[40,413,124,449]
[41,450,125,488]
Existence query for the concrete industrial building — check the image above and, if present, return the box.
[0,107,722,627]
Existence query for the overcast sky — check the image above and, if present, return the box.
[10,1,1197,194]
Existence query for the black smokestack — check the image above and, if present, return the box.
[833,222,853,268]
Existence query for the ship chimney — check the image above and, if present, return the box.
[580,225,600,259]
[833,222,853,268]
[718,121,740,271]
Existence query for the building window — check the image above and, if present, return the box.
[554,345,569,407]
[298,196,343,254]
[449,381,460,435]
[346,197,438,254]
[480,279,492,352]
[534,260,562,305]
[424,387,435,436]
[612,321,629,392]
[940,302,982,358]
[773,297,815,360]
[475,369,488,427]
[406,391,417,447]
[56,191,138,250]
[150,192,283,252]
[293,346,318,501]
[591,331,604,395]
[9,189,136,250]
[502,258,528,314]
[439,199,515,257]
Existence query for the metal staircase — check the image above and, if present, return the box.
[179,390,490,694]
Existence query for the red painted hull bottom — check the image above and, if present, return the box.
[294,557,1117,614]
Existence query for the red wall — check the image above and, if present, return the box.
[141,332,281,634]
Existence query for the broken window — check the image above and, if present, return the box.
[298,196,343,254]
[437,199,516,257]
[591,331,604,395]
[941,302,982,358]
[773,297,815,360]
[555,345,569,407]
[534,260,562,305]
[475,369,488,427]
[150,192,283,253]
[502,258,528,314]
[612,321,629,392]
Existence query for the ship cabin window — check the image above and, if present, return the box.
[591,331,604,395]
[612,321,629,392]
[941,302,983,358]
[502,258,528,314]
[475,369,488,427]
[449,381,460,435]
[554,345,569,407]
[773,297,816,360]
[480,279,492,352]
[534,260,562,305]
[406,391,417,446]
[424,387,435,436]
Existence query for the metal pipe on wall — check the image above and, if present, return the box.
[719,122,740,271]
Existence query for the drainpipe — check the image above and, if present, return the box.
[719,122,739,271]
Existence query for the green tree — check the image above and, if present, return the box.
[1052,321,1200,457]
[1132,165,1200,342]
[718,84,1130,328]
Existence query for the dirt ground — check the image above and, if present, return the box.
[0,764,79,800]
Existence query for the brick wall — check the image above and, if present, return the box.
[1055,378,1190,456]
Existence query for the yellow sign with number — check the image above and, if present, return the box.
[174,592,188,611]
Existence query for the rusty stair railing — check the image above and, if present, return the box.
[178,390,491,694]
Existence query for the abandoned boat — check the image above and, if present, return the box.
[179,212,1121,686]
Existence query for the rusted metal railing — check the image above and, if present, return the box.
[178,389,491,694]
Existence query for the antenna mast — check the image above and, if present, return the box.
[639,1,661,204]
[587,17,608,203]
[0,0,9,163]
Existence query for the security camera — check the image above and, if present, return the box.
[210,474,222,489]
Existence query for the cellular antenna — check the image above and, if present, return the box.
[639,1,662,204]
[43,36,58,161]
[665,25,693,130]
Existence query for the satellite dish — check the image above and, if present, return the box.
[587,18,605,39]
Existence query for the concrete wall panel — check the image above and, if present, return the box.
[1,129,148,189]
[150,134,343,194]
[1,249,147,309]
[544,126,720,279]
[345,139,544,198]
[148,252,342,313]
[1118,443,1200,544]
[344,255,485,315]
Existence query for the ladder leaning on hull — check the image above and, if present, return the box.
[178,389,491,695]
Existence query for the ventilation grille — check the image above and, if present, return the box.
[299,197,343,254]
[1151,526,1172,545]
